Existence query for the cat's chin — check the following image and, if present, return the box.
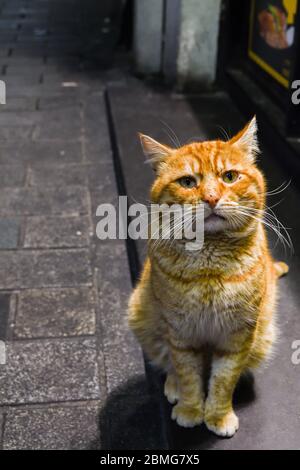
[204,214,228,233]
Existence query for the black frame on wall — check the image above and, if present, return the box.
[217,0,300,138]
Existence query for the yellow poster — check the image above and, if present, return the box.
[249,0,298,88]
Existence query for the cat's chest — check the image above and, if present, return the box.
[151,252,258,346]
[172,304,238,347]
[155,273,240,313]
[164,286,240,346]
[155,274,251,347]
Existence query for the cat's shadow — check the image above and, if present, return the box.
[168,371,256,449]
[97,375,169,450]
[95,371,256,450]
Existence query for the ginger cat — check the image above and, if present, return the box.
[128,117,288,437]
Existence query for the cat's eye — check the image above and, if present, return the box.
[222,170,239,184]
[178,176,197,189]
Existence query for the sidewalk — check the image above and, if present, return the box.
[109,82,300,450]
[0,0,163,450]
[1,0,300,451]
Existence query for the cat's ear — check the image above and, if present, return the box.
[230,116,259,162]
[139,133,173,171]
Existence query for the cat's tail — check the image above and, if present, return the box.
[274,261,289,278]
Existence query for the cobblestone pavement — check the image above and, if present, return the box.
[0,0,162,450]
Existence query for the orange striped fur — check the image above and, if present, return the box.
[128,117,288,437]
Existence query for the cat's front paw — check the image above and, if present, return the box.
[164,374,179,404]
[171,403,204,428]
[205,409,239,437]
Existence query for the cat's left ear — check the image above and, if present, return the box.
[139,133,173,171]
[230,116,259,163]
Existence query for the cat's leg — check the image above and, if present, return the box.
[164,372,179,404]
[168,338,204,428]
[274,261,289,278]
[204,349,249,437]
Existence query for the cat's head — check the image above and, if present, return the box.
[140,117,266,234]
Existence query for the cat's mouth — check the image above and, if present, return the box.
[205,213,226,222]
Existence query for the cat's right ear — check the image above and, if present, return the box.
[139,133,173,171]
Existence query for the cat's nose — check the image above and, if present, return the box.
[203,196,220,208]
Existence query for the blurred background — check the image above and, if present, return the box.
[0,0,299,450]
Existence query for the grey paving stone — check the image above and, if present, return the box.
[41,57,79,67]
[0,126,34,141]
[4,64,48,76]
[14,35,47,44]
[90,188,119,228]
[24,216,91,248]
[0,293,10,341]
[0,144,27,164]
[38,94,82,110]
[0,248,92,290]
[0,164,26,187]
[5,82,79,97]
[87,161,116,189]
[15,287,96,339]
[28,164,87,187]
[44,52,80,62]
[1,58,45,68]
[0,20,19,31]
[85,135,113,163]
[83,92,111,159]
[90,170,118,207]
[96,243,144,395]
[98,276,144,395]
[19,249,92,288]
[3,403,101,450]
[4,5,49,14]
[0,0,154,451]
[84,94,112,162]
[0,338,101,404]
[14,25,48,36]
[0,32,16,41]
[0,186,89,216]
[34,108,82,141]
[103,330,145,397]
[2,74,41,87]
[0,112,40,126]
[10,45,46,58]
[0,218,19,248]
[42,36,78,46]
[0,338,100,405]
[0,411,4,448]
[40,71,86,84]
[96,243,131,294]
[0,251,19,289]
[0,141,83,164]
[0,48,9,57]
